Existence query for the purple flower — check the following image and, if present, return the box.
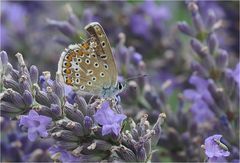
[204,135,230,158]
[142,1,171,22]
[183,75,215,123]
[184,75,214,103]
[208,156,227,163]
[19,110,52,141]
[191,100,215,123]
[93,101,126,136]
[39,75,53,91]
[130,13,150,39]
[48,146,80,162]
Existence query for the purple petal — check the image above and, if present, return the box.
[102,124,113,136]
[28,127,38,141]
[183,89,200,101]
[189,75,208,91]
[111,123,121,136]
[38,115,52,126]
[29,110,39,117]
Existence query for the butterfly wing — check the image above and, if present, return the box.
[84,22,118,87]
[57,38,112,95]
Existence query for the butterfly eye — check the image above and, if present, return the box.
[118,83,122,90]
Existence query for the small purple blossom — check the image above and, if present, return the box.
[204,135,230,158]
[19,110,52,141]
[93,101,126,136]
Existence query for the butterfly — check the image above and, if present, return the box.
[57,22,126,99]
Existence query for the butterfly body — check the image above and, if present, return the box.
[57,22,126,98]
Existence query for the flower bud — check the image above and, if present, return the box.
[0,101,23,113]
[136,145,146,162]
[3,78,21,93]
[207,33,218,54]
[50,104,61,117]
[74,94,87,115]
[19,76,31,93]
[35,90,51,107]
[190,39,206,57]
[65,104,84,125]
[178,21,194,36]
[11,90,25,108]
[152,113,166,146]
[52,130,79,142]
[56,141,79,150]
[23,90,33,106]
[0,51,8,66]
[216,50,229,69]
[29,65,39,84]
[47,87,61,106]
[191,61,209,77]
[115,145,137,162]
[53,73,64,99]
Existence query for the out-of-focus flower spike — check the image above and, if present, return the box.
[216,50,229,70]
[29,65,39,84]
[191,61,209,77]
[22,90,33,106]
[3,78,21,93]
[207,33,218,54]
[74,94,87,115]
[151,113,166,146]
[178,21,195,36]
[65,4,80,27]
[188,2,205,33]
[53,36,71,46]
[206,10,217,28]
[190,39,206,57]
[46,18,77,38]
[114,145,137,162]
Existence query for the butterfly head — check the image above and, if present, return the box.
[116,81,127,93]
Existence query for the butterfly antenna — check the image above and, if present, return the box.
[126,74,150,81]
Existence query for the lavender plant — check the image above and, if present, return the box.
[1,1,239,162]
[178,0,239,162]
[0,50,166,162]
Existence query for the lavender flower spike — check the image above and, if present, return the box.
[204,135,230,158]
[19,110,52,141]
[93,101,126,136]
